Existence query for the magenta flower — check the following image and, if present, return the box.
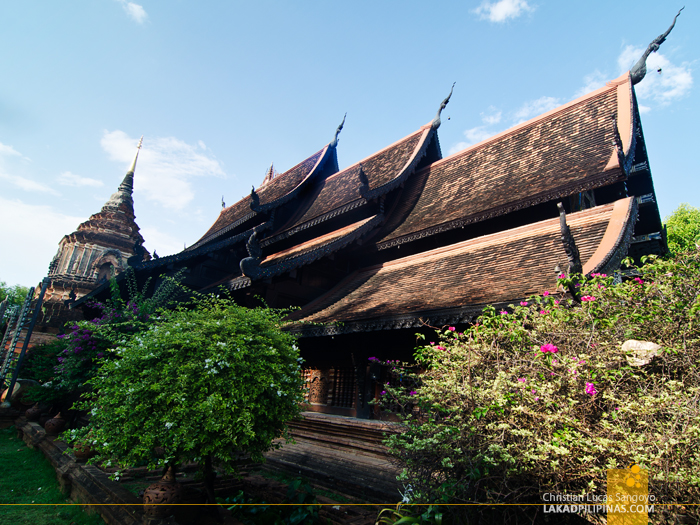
[634,277,644,285]
[581,295,595,302]
[517,378,526,383]
[409,390,417,396]
[543,291,550,296]
[585,382,597,396]
[448,326,456,331]
[540,343,558,353]
[540,310,548,315]
[436,345,446,351]
[559,273,567,279]
[520,301,528,306]
[381,391,386,396]
[500,310,508,315]
[368,357,379,362]
[554,299,560,305]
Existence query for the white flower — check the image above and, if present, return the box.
[165,422,174,429]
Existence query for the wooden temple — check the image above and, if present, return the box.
[71,66,666,419]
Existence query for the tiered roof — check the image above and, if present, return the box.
[376,74,636,249]
[269,125,434,238]
[291,197,637,334]
[192,145,335,248]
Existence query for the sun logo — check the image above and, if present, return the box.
[625,464,643,488]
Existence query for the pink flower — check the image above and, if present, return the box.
[585,382,597,396]
[540,343,558,353]
[520,301,528,306]
[517,378,527,383]
[409,390,417,396]
[531,389,536,394]
[553,359,558,364]
[381,391,386,395]
[543,291,550,296]
[448,326,456,331]
[436,346,445,351]
[430,342,435,345]
[540,310,548,315]
[554,300,560,305]
[550,372,555,376]
[500,310,509,315]
[634,277,644,285]
[581,295,595,302]
[535,397,540,401]
[614,407,620,411]
[559,273,567,279]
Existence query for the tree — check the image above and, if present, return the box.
[665,203,700,254]
[70,296,304,504]
[0,281,31,306]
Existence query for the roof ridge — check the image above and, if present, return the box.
[367,202,618,273]
[429,73,629,171]
[333,127,425,177]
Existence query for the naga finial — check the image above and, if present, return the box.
[431,83,456,130]
[630,7,684,85]
[330,113,347,148]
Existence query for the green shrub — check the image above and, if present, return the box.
[377,252,700,522]
[69,295,304,504]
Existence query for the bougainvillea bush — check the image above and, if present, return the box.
[68,296,304,504]
[377,251,700,522]
[26,269,183,405]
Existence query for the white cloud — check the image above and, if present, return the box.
[57,171,104,188]
[0,172,60,195]
[481,107,502,125]
[0,197,83,286]
[100,130,226,211]
[0,142,22,158]
[574,70,607,98]
[116,0,148,24]
[618,45,692,106]
[473,0,533,23]
[513,96,561,123]
[139,226,186,258]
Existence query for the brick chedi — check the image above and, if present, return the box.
[33,138,150,339]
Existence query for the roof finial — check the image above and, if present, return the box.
[432,83,455,130]
[330,113,346,148]
[261,162,276,186]
[221,195,225,209]
[630,8,684,85]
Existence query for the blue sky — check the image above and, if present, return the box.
[0,1,696,287]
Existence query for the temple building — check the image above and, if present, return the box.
[72,19,677,420]
[31,139,150,342]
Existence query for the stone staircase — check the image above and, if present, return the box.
[263,412,404,503]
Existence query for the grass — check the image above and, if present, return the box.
[0,425,104,525]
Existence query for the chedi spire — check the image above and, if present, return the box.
[103,135,143,214]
